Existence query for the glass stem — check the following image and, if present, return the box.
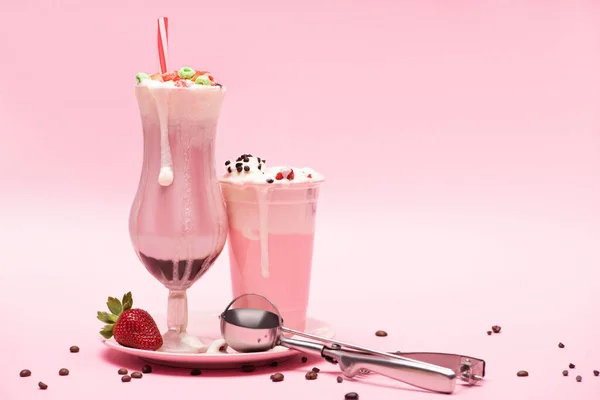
[166,289,188,333]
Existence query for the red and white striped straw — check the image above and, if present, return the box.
[157,17,169,74]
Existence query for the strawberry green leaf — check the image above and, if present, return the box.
[99,324,114,339]
[107,297,123,316]
[122,292,133,311]
[97,311,118,324]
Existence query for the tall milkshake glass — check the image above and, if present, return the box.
[219,158,324,332]
[129,77,228,352]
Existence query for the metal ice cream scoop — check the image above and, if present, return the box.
[219,294,485,394]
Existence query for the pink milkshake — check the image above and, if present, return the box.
[219,155,324,332]
[129,69,228,352]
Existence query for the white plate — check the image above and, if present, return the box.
[100,310,335,369]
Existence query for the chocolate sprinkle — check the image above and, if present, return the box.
[569,363,576,369]
[267,178,274,183]
[594,370,599,377]
[270,362,278,367]
[487,331,492,335]
[19,369,31,377]
[337,376,343,383]
[122,375,131,382]
[235,162,242,167]
[244,166,250,172]
[142,365,152,373]
[270,372,284,382]
[558,342,565,348]
[301,357,308,363]
[563,370,569,376]
[190,368,202,376]
[576,375,582,382]
[225,160,230,166]
[258,164,262,170]
[227,166,232,173]
[38,382,48,390]
[516,370,529,377]
[312,367,320,373]
[243,158,249,163]
[305,371,318,380]
[69,346,79,353]
[263,159,267,163]
[257,157,261,163]
[345,393,359,400]
[118,368,128,375]
[236,166,243,173]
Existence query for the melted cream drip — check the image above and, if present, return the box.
[149,87,174,186]
[257,187,270,278]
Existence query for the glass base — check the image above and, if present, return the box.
[160,330,207,354]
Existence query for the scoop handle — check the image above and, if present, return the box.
[279,337,456,394]
[322,347,456,394]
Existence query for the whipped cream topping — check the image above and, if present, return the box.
[219,154,324,185]
[137,79,223,90]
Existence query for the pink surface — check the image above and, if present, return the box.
[1,0,600,399]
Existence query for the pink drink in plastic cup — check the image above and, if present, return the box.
[219,158,323,332]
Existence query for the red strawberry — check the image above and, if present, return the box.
[287,169,295,180]
[307,174,312,178]
[97,292,163,351]
[276,172,284,180]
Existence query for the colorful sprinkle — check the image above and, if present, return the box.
[178,67,196,79]
[136,72,150,83]
[195,75,212,86]
[162,72,178,81]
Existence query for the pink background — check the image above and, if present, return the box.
[1,0,600,399]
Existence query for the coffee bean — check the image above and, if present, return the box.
[594,370,599,377]
[576,375,582,382]
[241,365,256,373]
[312,367,320,373]
[375,330,388,337]
[69,345,80,353]
[569,363,576,369]
[19,369,31,377]
[487,331,492,336]
[516,370,529,377]
[270,372,284,382]
[131,372,143,379]
[492,325,501,333]
[270,362,278,367]
[337,376,343,383]
[190,368,202,376]
[345,392,359,399]
[58,368,69,376]
[121,375,131,382]
[305,371,318,380]
[118,368,128,375]
[558,342,565,348]
[562,370,569,376]
[301,357,308,363]
[142,365,152,373]
[38,382,48,390]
